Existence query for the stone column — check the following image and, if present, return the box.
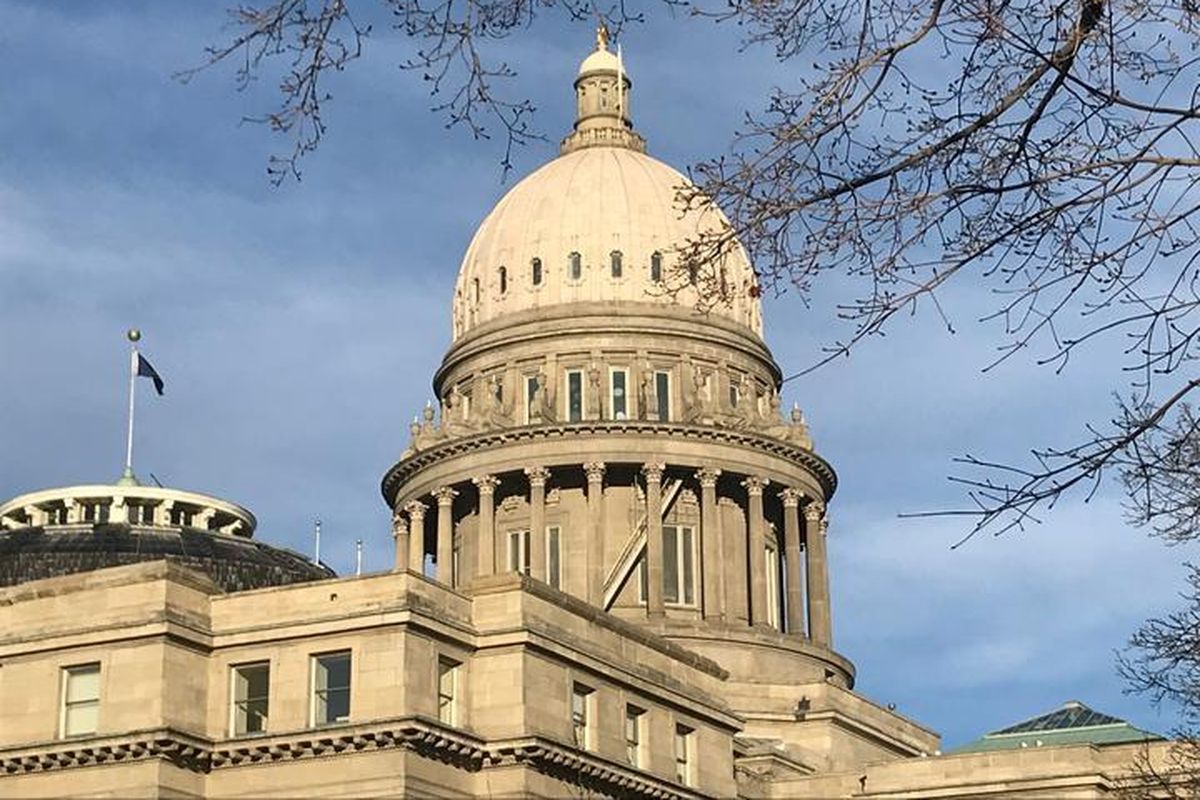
[434,487,458,586]
[391,508,409,571]
[473,475,499,578]
[584,462,606,604]
[643,462,667,618]
[781,488,806,637]
[525,467,550,581]
[697,467,724,621]
[742,477,769,627]
[805,499,832,646]
[405,500,428,574]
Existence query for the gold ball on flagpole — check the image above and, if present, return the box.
[126,328,142,343]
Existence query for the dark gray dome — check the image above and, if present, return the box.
[0,524,334,592]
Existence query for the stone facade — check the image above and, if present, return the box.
[0,28,1173,799]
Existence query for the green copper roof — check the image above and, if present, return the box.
[950,701,1163,754]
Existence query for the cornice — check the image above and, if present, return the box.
[0,719,714,798]
[381,422,837,505]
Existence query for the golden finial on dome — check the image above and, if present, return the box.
[596,21,610,51]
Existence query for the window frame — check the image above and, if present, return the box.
[765,538,782,630]
[662,524,697,606]
[565,369,585,422]
[674,723,695,785]
[609,367,629,420]
[624,704,645,767]
[60,662,101,739]
[437,656,461,726]
[650,251,663,283]
[230,661,271,737]
[568,251,582,281]
[498,265,508,295]
[507,528,531,575]
[610,250,623,278]
[309,650,352,728]
[531,257,543,286]
[524,374,539,424]
[546,525,562,590]
[654,371,671,422]
[571,683,595,750]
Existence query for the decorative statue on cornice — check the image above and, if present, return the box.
[477,373,514,430]
[637,369,653,421]
[587,363,603,419]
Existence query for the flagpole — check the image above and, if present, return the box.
[124,329,141,478]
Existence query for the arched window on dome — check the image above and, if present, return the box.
[568,252,582,281]
[687,263,699,286]
[650,252,663,283]
[531,257,543,286]
[499,266,508,295]
[473,278,481,304]
[611,250,623,278]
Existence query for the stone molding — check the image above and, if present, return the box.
[0,719,712,798]
[383,422,836,505]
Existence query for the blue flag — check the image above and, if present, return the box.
[136,353,165,396]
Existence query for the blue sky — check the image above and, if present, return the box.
[0,1,1190,748]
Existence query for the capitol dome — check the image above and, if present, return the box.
[450,34,763,343]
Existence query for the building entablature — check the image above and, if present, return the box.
[0,484,256,537]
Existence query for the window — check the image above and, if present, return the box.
[531,257,543,286]
[508,529,531,575]
[687,263,699,285]
[765,542,782,630]
[499,266,508,295]
[60,663,100,738]
[169,506,192,527]
[566,370,585,422]
[437,657,460,725]
[610,250,623,278]
[547,525,562,590]
[609,368,629,420]
[568,251,582,281]
[675,724,694,785]
[231,662,270,736]
[311,651,351,727]
[729,382,740,408]
[127,503,153,525]
[572,684,594,749]
[47,505,68,525]
[650,251,663,283]
[525,374,539,424]
[472,277,481,304]
[663,525,696,605]
[83,502,110,524]
[625,705,645,767]
[655,371,671,422]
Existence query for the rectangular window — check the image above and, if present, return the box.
[662,525,697,605]
[729,383,740,408]
[572,683,594,750]
[60,663,100,738]
[655,371,671,422]
[547,525,562,589]
[231,662,270,736]
[525,375,539,424]
[311,651,351,727]
[437,656,460,726]
[765,542,782,629]
[609,368,628,420]
[675,724,694,785]
[566,370,584,422]
[508,529,531,575]
[625,705,644,767]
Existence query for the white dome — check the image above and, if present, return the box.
[451,146,763,341]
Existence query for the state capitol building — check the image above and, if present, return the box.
[0,31,1171,799]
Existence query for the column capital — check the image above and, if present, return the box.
[641,462,667,483]
[780,487,803,507]
[741,476,769,496]
[433,487,459,506]
[391,509,408,539]
[472,474,500,495]
[583,461,606,482]
[696,466,721,488]
[524,466,552,488]
[804,499,827,524]
[403,499,428,518]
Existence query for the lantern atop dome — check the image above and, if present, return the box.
[562,24,645,155]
